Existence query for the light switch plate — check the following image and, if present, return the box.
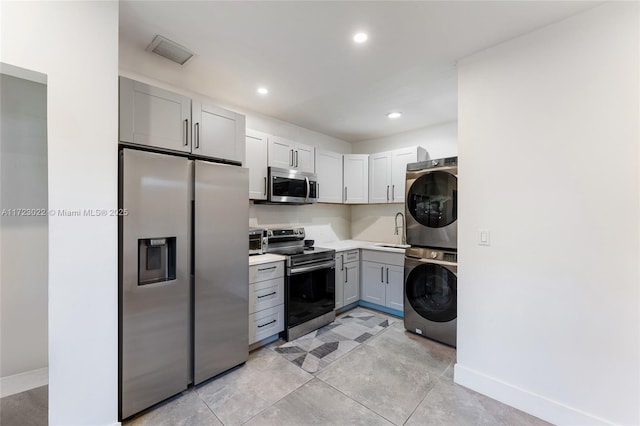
[479,229,490,246]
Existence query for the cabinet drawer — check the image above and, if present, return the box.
[249,305,284,344]
[249,261,284,283]
[361,249,404,266]
[249,278,284,315]
[344,250,359,263]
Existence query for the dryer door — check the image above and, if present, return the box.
[405,261,457,322]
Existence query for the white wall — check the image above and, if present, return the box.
[1,2,119,425]
[456,3,639,425]
[351,121,457,158]
[0,72,48,389]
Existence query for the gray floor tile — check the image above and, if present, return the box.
[0,386,48,426]
[196,347,313,426]
[124,390,221,426]
[366,322,455,377]
[405,379,551,426]
[244,379,393,426]
[316,344,438,425]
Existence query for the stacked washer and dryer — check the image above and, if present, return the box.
[403,157,458,347]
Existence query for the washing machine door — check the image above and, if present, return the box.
[405,170,457,249]
[405,260,457,322]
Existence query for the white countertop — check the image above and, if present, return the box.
[316,240,409,254]
[248,253,286,266]
[248,240,407,265]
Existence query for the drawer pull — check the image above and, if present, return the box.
[258,266,277,272]
[257,291,277,299]
[257,319,276,328]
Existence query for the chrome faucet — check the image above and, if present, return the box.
[394,212,406,245]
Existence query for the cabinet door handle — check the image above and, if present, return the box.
[183,119,189,146]
[317,183,319,198]
[258,266,277,272]
[194,122,200,149]
[290,149,294,166]
[341,254,344,271]
[264,176,267,196]
[345,265,348,283]
[386,185,389,201]
[257,319,276,328]
[380,266,384,283]
[392,185,395,201]
[386,267,389,284]
[295,150,299,167]
[257,291,277,299]
[344,187,348,202]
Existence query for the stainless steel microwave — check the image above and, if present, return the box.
[267,167,318,204]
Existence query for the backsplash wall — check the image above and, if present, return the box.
[250,202,351,243]
[351,204,408,245]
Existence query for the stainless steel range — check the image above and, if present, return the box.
[266,227,336,341]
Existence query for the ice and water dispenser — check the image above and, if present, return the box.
[138,237,176,285]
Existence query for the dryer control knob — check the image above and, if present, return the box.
[432,160,439,166]
[430,251,438,259]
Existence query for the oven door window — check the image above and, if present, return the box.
[273,177,307,198]
[405,263,456,322]
[407,171,457,228]
[288,268,335,328]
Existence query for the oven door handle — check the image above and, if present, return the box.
[289,260,335,275]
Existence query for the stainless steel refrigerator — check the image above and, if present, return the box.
[119,148,248,419]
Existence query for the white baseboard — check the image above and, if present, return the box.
[0,367,48,398]
[454,363,614,426]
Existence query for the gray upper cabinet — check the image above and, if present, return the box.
[120,77,245,164]
[315,149,343,203]
[192,101,245,164]
[268,136,315,173]
[119,77,191,153]
[246,129,269,200]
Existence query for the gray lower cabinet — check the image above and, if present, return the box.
[249,261,285,344]
[360,250,404,311]
[335,250,360,310]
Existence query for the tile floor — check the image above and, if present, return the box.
[0,308,550,426]
[124,308,549,426]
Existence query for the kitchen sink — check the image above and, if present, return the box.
[374,243,410,249]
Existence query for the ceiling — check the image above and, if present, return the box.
[119,1,601,142]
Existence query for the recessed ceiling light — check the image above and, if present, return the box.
[257,87,269,95]
[353,32,368,44]
[387,111,402,119]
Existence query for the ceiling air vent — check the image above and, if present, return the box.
[146,35,194,65]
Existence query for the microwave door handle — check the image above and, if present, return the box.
[305,177,310,202]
